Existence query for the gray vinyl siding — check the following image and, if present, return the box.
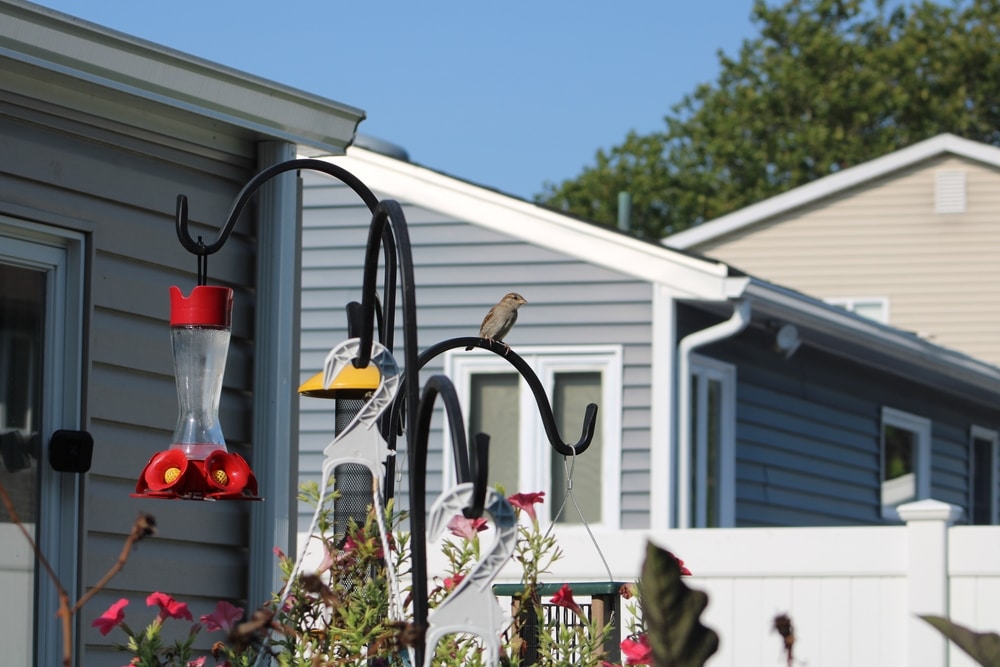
[299,172,654,531]
[0,97,258,666]
[680,306,998,526]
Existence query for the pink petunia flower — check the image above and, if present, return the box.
[621,634,652,665]
[507,491,545,523]
[92,598,129,636]
[549,583,583,616]
[146,592,193,622]
[187,658,207,667]
[447,515,489,540]
[199,600,244,633]
[443,574,465,592]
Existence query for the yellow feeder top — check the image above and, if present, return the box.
[298,363,380,399]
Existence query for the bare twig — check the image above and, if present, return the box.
[73,513,156,612]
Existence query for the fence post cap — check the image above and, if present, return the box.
[897,498,963,524]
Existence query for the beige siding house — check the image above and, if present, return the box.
[664,134,1000,367]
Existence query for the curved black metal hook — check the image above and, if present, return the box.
[412,375,489,521]
[176,158,379,256]
[463,433,490,521]
[174,158,399,351]
[390,337,598,458]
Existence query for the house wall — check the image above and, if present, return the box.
[687,155,1000,366]
[680,305,1000,526]
[0,92,259,665]
[298,171,656,531]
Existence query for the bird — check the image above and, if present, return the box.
[466,293,528,353]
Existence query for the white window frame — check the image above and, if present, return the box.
[825,296,890,324]
[969,425,999,525]
[0,215,85,667]
[880,406,931,521]
[444,345,622,531]
[688,354,736,528]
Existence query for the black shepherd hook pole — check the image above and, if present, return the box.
[411,374,490,524]
[350,198,435,665]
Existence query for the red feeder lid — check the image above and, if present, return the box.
[170,286,233,327]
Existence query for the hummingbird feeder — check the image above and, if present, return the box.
[134,285,259,500]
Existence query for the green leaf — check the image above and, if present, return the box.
[640,541,719,667]
[920,615,1000,666]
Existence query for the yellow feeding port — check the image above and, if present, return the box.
[298,363,380,399]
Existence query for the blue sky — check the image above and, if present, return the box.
[35,1,760,200]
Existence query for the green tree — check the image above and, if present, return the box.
[539,0,1000,240]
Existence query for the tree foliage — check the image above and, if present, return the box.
[538,0,1000,239]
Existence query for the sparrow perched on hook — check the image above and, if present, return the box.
[466,293,528,353]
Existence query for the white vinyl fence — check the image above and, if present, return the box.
[480,498,999,667]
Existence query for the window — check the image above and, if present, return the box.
[688,355,736,528]
[880,407,931,520]
[446,346,622,529]
[969,426,998,525]
[826,297,889,324]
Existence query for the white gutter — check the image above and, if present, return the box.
[675,300,751,529]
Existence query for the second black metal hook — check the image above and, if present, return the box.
[412,374,488,519]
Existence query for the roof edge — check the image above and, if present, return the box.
[739,278,1000,395]
[0,0,365,153]
[314,146,735,299]
[664,133,1000,249]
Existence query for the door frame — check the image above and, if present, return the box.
[0,215,86,666]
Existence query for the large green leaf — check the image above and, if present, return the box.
[641,541,719,667]
[920,615,1000,666]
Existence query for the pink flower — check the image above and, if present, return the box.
[549,583,583,616]
[443,574,465,591]
[621,634,652,665]
[92,598,129,636]
[447,515,489,540]
[508,491,545,523]
[146,592,193,622]
[200,600,244,633]
[187,658,207,667]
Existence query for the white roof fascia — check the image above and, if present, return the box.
[739,278,1000,394]
[664,133,1000,249]
[0,0,364,153]
[313,148,733,301]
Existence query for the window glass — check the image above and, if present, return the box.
[971,431,996,525]
[0,265,43,524]
[880,407,930,518]
[689,355,735,528]
[550,372,602,524]
[468,373,520,495]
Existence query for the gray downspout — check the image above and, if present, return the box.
[248,141,301,609]
[676,299,750,529]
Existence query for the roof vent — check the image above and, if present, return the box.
[935,170,966,214]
